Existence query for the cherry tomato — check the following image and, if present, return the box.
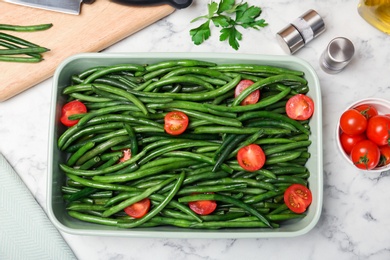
[189,193,217,215]
[350,140,380,170]
[366,115,390,146]
[283,184,312,214]
[354,104,378,120]
[60,100,87,127]
[285,94,314,121]
[237,144,266,172]
[339,132,366,155]
[124,198,151,219]
[164,111,189,136]
[234,79,260,106]
[378,145,390,167]
[339,109,367,135]
[118,149,131,163]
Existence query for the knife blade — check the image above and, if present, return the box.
[112,0,193,9]
[4,0,95,15]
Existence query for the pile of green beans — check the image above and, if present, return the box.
[58,59,313,230]
[0,23,52,63]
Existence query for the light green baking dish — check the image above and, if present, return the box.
[47,52,323,238]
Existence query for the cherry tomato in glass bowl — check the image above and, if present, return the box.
[378,145,390,167]
[124,198,151,219]
[285,94,314,121]
[339,109,367,135]
[354,104,378,120]
[339,132,366,155]
[237,144,266,172]
[164,111,189,136]
[234,79,260,106]
[60,100,87,127]
[283,184,312,214]
[366,115,390,146]
[350,139,380,170]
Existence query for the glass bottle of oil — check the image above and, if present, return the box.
[358,0,390,34]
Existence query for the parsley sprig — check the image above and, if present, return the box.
[189,0,268,50]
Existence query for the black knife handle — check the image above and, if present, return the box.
[112,0,193,9]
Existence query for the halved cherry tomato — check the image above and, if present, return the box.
[118,149,131,163]
[60,100,87,127]
[283,184,312,214]
[339,109,367,135]
[366,115,390,146]
[285,94,314,121]
[339,132,366,155]
[234,79,260,106]
[189,193,217,215]
[354,104,378,120]
[164,111,189,136]
[378,145,390,167]
[124,198,151,219]
[237,144,266,172]
[350,139,380,170]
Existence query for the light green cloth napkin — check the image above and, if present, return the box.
[0,153,77,260]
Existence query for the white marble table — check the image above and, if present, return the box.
[1,0,390,259]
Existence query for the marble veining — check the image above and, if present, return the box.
[1,0,390,259]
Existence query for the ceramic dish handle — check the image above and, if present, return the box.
[112,0,193,9]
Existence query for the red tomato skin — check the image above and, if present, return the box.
[354,104,378,120]
[237,144,266,172]
[366,115,390,146]
[350,140,380,170]
[339,109,367,135]
[285,94,315,121]
[124,198,151,219]
[164,111,189,136]
[339,132,366,155]
[189,193,217,215]
[379,145,390,167]
[60,100,87,127]
[283,184,312,214]
[119,149,131,163]
[234,79,260,106]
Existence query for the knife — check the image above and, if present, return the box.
[4,0,96,15]
[112,0,193,9]
[4,0,192,15]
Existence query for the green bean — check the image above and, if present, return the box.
[265,151,302,165]
[102,175,177,217]
[82,64,145,84]
[0,56,42,63]
[149,194,202,223]
[143,75,214,92]
[67,141,95,166]
[144,59,216,72]
[66,173,142,192]
[171,108,242,127]
[177,183,247,195]
[238,111,310,135]
[117,172,185,228]
[75,136,129,165]
[0,46,49,55]
[0,23,53,31]
[79,156,101,170]
[178,193,272,228]
[213,134,247,172]
[263,140,312,155]
[209,64,304,76]
[0,32,39,47]
[68,211,118,226]
[91,84,148,115]
[194,126,291,135]
[162,66,232,81]
[92,159,195,183]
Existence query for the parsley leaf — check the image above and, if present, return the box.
[189,0,268,50]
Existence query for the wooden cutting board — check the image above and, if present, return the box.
[0,0,175,101]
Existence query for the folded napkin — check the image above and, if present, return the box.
[0,153,76,260]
